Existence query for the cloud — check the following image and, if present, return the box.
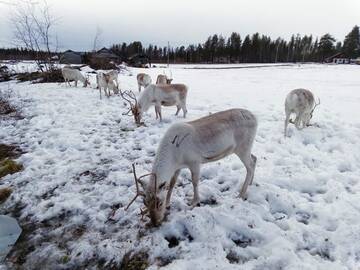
[1,0,359,50]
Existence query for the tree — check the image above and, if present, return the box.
[343,25,360,58]
[228,32,241,62]
[11,0,58,72]
[241,35,251,62]
[318,33,336,61]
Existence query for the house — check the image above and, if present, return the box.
[92,47,120,63]
[127,53,150,67]
[325,52,350,64]
[59,50,84,64]
[350,57,360,65]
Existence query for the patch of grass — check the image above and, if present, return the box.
[16,72,40,82]
[0,159,23,178]
[0,144,22,160]
[0,88,17,115]
[120,251,149,270]
[5,222,37,266]
[0,186,12,204]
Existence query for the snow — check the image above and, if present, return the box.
[0,63,360,269]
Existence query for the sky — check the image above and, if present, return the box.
[0,0,359,51]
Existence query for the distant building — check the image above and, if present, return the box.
[350,57,360,65]
[92,47,120,63]
[325,52,350,64]
[128,53,150,67]
[59,50,85,64]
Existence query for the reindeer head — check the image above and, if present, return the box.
[144,173,168,226]
[310,98,320,119]
[126,164,167,226]
[120,90,143,126]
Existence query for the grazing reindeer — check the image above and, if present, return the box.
[137,73,152,92]
[96,72,119,99]
[126,109,258,226]
[106,70,119,88]
[61,66,89,87]
[96,72,110,99]
[121,84,188,126]
[284,88,320,137]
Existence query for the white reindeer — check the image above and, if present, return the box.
[137,73,152,92]
[284,88,320,137]
[126,109,258,226]
[61,66,89,87]
[121,84,188,126]
[96,72,119,99]
[106,70,119,88]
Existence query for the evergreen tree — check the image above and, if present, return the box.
[318,34,336,61]
[343,25,360,58]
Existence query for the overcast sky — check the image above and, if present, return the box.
[0,0,359,51]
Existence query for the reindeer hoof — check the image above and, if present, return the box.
[238,193,248,200]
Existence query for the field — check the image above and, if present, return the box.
[1,63,360,269]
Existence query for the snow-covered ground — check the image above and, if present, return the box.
[1,64,360,269]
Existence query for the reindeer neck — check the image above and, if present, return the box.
[150,140,177,188]
[138,87,153,112]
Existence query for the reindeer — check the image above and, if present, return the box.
[156,70,173,84]
[126,109,258,226]
[284,88,320,137]
[106,70,119,88]
[137,73,152,92]
[96,72,119,99]
[61,66,89,87]
[121,84,188,126]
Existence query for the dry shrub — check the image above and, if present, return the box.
[0,159,23,178]
[0,87,18,116]
[16,69,64,83]
[88,57,117,70]
[0,186,12,204]
[120,251,149,270]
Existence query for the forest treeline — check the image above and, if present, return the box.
[111,25,360,63]
[1,26,359,63]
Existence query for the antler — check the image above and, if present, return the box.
[120,90,138,115]
[120,90,137,107]
[125,163,145,210]
[125,163,156,210]
[313,98,320,110]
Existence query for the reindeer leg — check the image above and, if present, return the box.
[284,112,290,137]
[249,154,257,185]
[236,151,256,200]
[166,170,180,209]
[155,103,162,121]
[154,105,159,119]
[175,105,181,116]
[294,114,302,130]
[189,164,200,207]
[182,103,188,118]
